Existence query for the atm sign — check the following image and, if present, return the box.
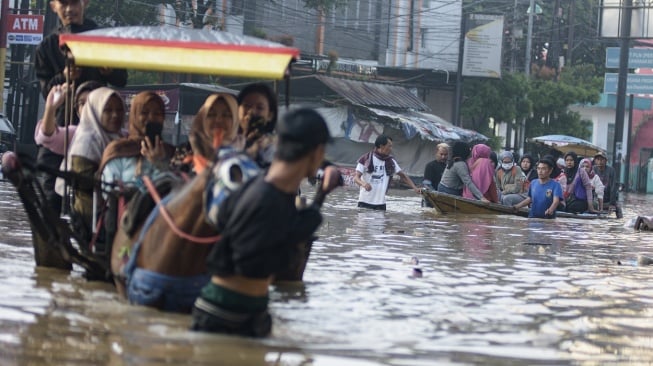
[7,14,44,45]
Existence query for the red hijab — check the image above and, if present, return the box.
[463,144,499,202]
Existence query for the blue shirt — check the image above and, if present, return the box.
[528,179,563,218]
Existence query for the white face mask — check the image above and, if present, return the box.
[501,163,513,170]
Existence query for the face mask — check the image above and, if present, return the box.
[501,163,513,170]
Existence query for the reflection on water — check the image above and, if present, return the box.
[1,180,653,365]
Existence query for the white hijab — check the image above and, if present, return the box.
[67,87,126,165]
[56,87,126,195]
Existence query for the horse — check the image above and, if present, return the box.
[110,144,342,310]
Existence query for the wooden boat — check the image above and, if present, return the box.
[421,190,615,220]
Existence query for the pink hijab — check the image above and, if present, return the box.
[463,144,498,202]
[579,158,595,179]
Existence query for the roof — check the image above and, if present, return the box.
[314,75,431,112]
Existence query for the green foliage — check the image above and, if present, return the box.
[525,64,602,140]
[486,135,505,151]
[87,0,159,27]
[127,70,160,85]
[251,28,267,39]
[461,64,601,143]
[302,0,348,14]
[461,73,531,135]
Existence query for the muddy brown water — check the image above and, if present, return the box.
[1,180,652,365]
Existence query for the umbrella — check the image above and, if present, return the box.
[59,26,300,80]
[528,134,606,157]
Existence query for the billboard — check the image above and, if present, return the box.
[462,14,504,78]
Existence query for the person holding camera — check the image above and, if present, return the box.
[236,83,278,168]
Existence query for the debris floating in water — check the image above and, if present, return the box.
[637,255,653,266]
[411,268,423,278]
[402,256,419,265]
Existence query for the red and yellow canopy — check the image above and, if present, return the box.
[60,26,300,79]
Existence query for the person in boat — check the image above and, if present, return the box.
[512,158,563,219]
[114,92,245,310]
[520,154,538,182]
[497,151,527,206]
[423,143,449,191]
[56,87,127,242]
[34,80,103,156]
[438,141,489,202]
[421,142,449,207]
[489,151,498,170]
[354,135,421,211]
[553,157,567,191]
[35,0,127,216]
[463,144,499,203]
[563,152,598,214]
[501,153,542,206]
[593,151,622,217]
[99,91,175,191]
[579,158,605,212]
[191,108,333,337]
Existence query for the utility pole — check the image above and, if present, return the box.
[613,0,632,184]
[453,6,465,127]
[519,0,535,155]
[0,0,9,112]
[566,0,574,65]
[525,0,535,78]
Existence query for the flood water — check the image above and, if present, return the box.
[1,179,652,366]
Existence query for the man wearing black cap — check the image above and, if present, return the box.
[36,0,128,216]
[191,108,336,337]
[593,151,622,217]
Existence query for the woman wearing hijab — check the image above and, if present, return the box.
[580,158,605,212]
[113,93,244,312]
[463,144,499,203]
[519,154,538,182]
[57,87,127,239]
[438,141,488,201]
[99,91,175,191]
[563,151,597,213]
[169,93,240,174]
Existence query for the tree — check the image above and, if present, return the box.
[87,0,159,27]
[525,64,601,139]
[302,0,348,55]
[461,73,531,139]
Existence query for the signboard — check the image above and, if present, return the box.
[462,14,504,78]
[6,14,44,45]
[604,73,653,94]
[606,47,653,68]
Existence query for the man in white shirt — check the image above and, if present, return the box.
[353,135,421,210]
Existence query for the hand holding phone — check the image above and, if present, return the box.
[145,122,163,146]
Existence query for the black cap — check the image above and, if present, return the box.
[277,108,332,147]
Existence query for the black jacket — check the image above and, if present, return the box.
[35,19,127,120]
